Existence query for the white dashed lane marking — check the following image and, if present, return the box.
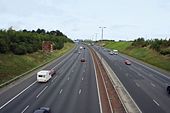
[135,83,140,87]
[153,100,159,106]
[59,89,63,94]
[151,83,156,87]
[21,105,29,113]
[36,86,48,98]
[51,75,58,82]
[79,89,81,95]
[0,81,36,110]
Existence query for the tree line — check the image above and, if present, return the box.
[0,28,73,55]
[132,38,170,56]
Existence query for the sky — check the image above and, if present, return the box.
[0,0,170,41]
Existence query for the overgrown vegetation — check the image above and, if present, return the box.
[0,27,73,55]
[132,38,170,56]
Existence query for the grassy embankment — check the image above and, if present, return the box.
[103,41,170,72]
[0,43,75,85]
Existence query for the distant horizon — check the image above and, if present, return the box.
[1,27,169,42]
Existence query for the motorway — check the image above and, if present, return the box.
[94,46,170,113]
[0,45,100,113]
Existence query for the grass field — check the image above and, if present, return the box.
[0,43,75,85]
[102,41,170,72]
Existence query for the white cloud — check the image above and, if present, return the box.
[0,0,170,40]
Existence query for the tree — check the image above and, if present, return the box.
[132,37,148,47]
[23,29,27,32]
[36,28,46,34]
[0,28,73,55]
[11,43,27,55]
[0,38,8,53]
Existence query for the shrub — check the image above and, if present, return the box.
[160,49,170,55]
[0,38,9,53]
[11,43,27,55]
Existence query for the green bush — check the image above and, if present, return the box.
[132,38,148,47]
[0,38,9,53]
[12,44,27,55]
[150,42,160,52]
[160,49,170,55]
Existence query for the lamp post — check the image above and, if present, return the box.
[95,33,98,41]
[99,27,106,40]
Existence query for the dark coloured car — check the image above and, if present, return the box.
[34,107,50,113]
[49,69,56,76]
[124,60,131,65]
[81,58,85,62]
[167,85,170,94]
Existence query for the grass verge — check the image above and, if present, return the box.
[0,43,75,85]
[102,41,170,72]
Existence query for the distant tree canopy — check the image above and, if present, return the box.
[132,38,149,47]
[132,37,170,56]
[0,28,73,55]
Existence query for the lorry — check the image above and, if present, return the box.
[37,69,55,82]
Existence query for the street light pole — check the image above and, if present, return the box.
[95,33,98,41]
[99,27,106,40]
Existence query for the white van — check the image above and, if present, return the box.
[80,46,83,50]
[113,50,118,55]
[37,70,52,82]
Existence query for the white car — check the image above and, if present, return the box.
[80,46,83,50]
[109,51,114,55]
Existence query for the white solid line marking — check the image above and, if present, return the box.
[153,100,159,106]
[59,89,63,94]
[90,48,103,113]
[79,89,82,94]
[0,81,36,110]
[151,83,156,87]
[97,61,114,113]
[21,105,29,113]
[36,86,48,98]
[82,77,84,81]
[68,77,70,80]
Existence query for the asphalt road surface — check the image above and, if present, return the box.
[94,46,170,113]
[0,45,100,113]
